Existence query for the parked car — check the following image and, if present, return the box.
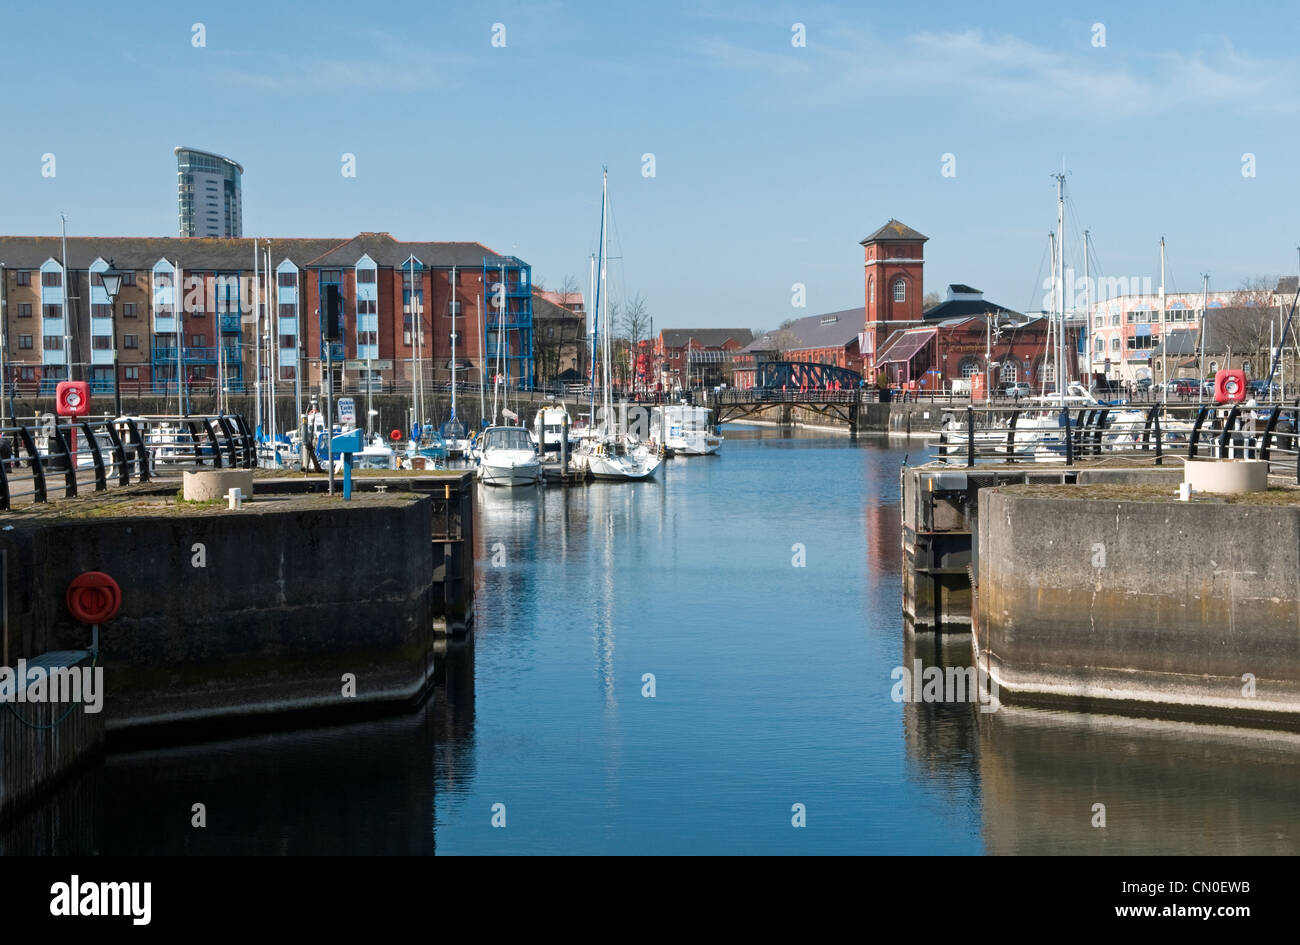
[1247,379,1281,399]
[1134,377,1153,392]
[1168,378,1201,396]
[1000,382,1031,398]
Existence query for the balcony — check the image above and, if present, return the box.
[220,315,241,332]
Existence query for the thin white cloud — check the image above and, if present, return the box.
[689,25,1298,117]
[212,29,472,94]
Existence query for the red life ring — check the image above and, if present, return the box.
[390,429,402,441]
[67,571,121,624]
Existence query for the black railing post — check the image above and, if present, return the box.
[81,420,107,491]
[1006,409,1019,461]
[1219,404,1241,456]
[202,419,224,469]
[1063,408,1074,466]
[1153,409,1163,465]
[124,418,151,482]
[1189,406,1209,459]
[105,420,130,486]
[18,426,46,504]
[1261,406,1281,463]
[966,406,975,467]
[217,416,240,467]
[52,424,77,498]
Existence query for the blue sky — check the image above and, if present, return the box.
[3,0,1298,329]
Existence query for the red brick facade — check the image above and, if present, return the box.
[861,220,927,378]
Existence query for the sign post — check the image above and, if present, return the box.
[337,397,356,428]
[330,429,364,501]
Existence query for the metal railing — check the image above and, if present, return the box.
[0,414,255,511]
[935,402,1300,479]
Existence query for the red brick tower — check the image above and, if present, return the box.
[861,219,927,378]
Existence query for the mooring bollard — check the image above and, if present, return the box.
[226,487,243,510]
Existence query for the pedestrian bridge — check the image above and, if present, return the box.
[709,362,867,431]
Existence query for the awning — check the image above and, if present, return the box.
[876,328,936,365]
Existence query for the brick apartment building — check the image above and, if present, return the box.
[0,233,533,397]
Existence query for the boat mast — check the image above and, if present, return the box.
[254,239,262,434]
[450,264,457,428]
[588,251,597,424]
[267,244,276,439]
[1159,236,1167,405]
[1198,273,1208,400]
[409,256,417,439]
[1046,230,1056,398]
[1054,172,1065,406]
[476,293,485,424]
[602,169,612,438]
[1084,229,1092,383]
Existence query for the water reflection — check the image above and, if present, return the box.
[978,706,1300,855]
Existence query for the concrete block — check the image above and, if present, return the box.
[184,469,254,502]
[1185,458,1267,494]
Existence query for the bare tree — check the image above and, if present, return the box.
[1203,277,1281,373]
[558,274,580,306]
[923,291,942,311]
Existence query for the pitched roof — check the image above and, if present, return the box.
[660,328,753,349]
[0,234,500,271]
[744,307,864,353]
[923,296,1021,322]
[304,233,499,268]
[0,235,344,270]
[1277,276,1298,296]
[860,219,928,244]
[532,291,586,324]
[1150,329,1205,357]
[536,289,584,309]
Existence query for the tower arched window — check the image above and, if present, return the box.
[958,356,981,378]
[893,279,906,303]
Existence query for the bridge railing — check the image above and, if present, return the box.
[0,414,256,511]
[934,402,1300,478]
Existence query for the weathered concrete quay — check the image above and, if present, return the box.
[1,466,475,819]
[903,458,1300,729]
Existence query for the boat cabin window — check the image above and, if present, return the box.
[484,428,533,451]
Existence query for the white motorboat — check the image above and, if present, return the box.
[534,402,580,454]
[476,425,542,486]
[651,404,722,455]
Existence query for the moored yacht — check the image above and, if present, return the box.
[476,425,543,486]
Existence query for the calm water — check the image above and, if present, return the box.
[6,428,1300,854]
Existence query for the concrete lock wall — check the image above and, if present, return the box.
[978,489,1300,727]
[0,494,438,734]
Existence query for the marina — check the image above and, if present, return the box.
[4,0,1300,887]
[4,426,1299,855]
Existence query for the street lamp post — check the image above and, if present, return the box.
[100,261,124,417]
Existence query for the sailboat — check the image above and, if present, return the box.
[441,264,474,458]
[573,169,662,481]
